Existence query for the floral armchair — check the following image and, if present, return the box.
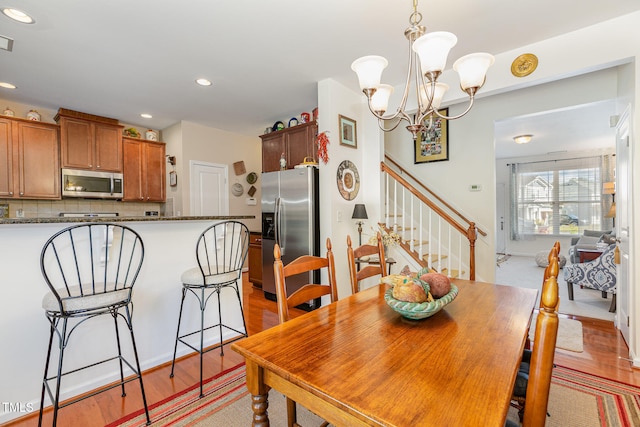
[563,244,616,312]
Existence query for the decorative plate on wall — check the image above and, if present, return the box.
[336,160,360,201]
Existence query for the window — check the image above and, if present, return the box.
[510,156,613,238]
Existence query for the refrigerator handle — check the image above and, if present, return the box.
[275,197,283,254]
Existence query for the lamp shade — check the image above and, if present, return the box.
[606,202,616,218]
[453,52,495,90]
[352,204,368,220]
[419,82,449,110]
[370,84,394,113]
[351,55,388,91]
[603,182,615,195]
[412,31,457,74]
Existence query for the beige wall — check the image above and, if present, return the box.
[166,121,262,232]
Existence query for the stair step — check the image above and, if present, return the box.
[404,239,429,246]
[422,254,448,263]
[440,268,465,279]
[384,214,403,218]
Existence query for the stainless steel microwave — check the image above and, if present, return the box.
[62,168,124,199]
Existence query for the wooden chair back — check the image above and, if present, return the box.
[347,232,387,294]
[542,242,560,311]
[273,238,338,324]
[523,259,560,427]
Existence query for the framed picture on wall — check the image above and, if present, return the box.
[414,108,449,164]
[339,114,357,148]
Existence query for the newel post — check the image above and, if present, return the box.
[467,222,477,280]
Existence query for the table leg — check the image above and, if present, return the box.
[251,394,269,426]
[245,360,270,426]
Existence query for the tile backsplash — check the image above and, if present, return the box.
[0,199,164,218]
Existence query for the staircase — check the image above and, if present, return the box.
[380,156,486,280]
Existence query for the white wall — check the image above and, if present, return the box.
[316,79,387,299]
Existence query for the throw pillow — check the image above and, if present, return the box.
[576,235,600,246]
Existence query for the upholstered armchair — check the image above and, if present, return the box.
[563,244,617,312]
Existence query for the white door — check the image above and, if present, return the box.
[189,161,228,216]
[615,107,631,344]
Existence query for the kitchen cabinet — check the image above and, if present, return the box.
[0,117,60,200]
[55,108,123,172]
[248,231,262,287]
[122,137,166,202]
[260,121,317,172]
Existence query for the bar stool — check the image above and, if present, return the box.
[38,223,150,427]
[170,221,249,397]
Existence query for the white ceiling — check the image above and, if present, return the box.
[1,0,637,156]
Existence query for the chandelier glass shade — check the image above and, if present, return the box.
[351,0,494,139]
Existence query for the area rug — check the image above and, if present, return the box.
[530,317,584,352]
[106,363,324,427]
[110,364,640,426]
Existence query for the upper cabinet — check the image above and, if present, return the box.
[122,137,166,202]
[0,117,60,200]
[55,108,123,172]
[260,121,317,172]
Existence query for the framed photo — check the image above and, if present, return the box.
[339,114,357,148]
[414,108,449,164]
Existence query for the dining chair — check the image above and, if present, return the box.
[347,232,387,294]
[170,220,250,398]
[511,248,559,424]
[273,238,336,426]
[38,223,150,427]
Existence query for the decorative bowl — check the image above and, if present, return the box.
[384,284,459,320]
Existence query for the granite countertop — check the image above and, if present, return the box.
[0,215,255,225]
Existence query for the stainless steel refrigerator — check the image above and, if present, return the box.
[261,167,320,309]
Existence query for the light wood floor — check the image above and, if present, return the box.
[5,274,639,426]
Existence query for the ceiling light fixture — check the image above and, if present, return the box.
[140,113,152,119]
[513,134,533,144]
[351,0,494,140]
[195,78,212,86]
[2,8,35,24]
[0,82,17,89]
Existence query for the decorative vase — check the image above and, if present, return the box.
[145,130,158,141]
[3,107,14,116]
[27,110,41,121]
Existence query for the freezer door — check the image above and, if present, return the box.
[260,171,279,213]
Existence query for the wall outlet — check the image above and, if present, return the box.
[246,197,257,205]
[469,184,482,192]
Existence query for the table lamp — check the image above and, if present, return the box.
[352,204,368,246]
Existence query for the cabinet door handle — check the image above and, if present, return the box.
[19,192,24,196]
[8,191,13,196]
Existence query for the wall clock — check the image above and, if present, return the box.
[336,160,360,200]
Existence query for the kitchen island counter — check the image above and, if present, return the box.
[0,215,254,225]
[0,216,253,424]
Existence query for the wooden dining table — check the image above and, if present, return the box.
[231,279,538,426]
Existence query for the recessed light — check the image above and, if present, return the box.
[513,134,533,144]
[2,8,35,24]
[195,78,212,86]
[0,82,17,89]
[140,113,152,119]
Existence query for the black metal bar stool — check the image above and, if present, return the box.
[170,220,249,397]
[38,223,150,427]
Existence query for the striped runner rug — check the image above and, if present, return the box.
[109,364,640,426]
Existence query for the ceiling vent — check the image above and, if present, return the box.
[0,35,14,51]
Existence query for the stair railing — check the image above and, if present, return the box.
[381,156,485,280]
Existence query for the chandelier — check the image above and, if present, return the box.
[351,0,494,140]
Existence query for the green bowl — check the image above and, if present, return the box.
[384,284,459,320]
